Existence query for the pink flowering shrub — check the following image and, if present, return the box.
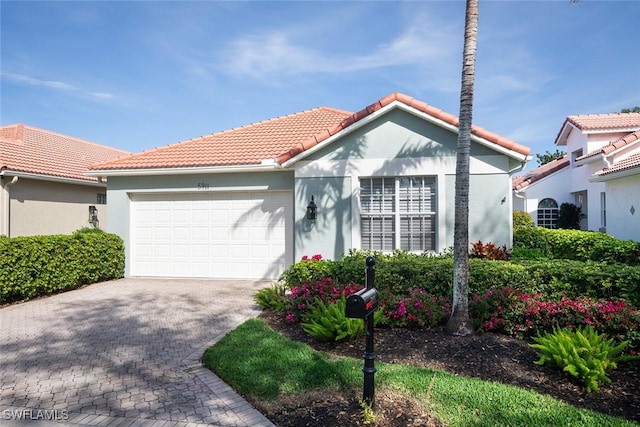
[284,277,361,323]
[278,254,333,287]
[384,288,451,329]
[471,287,640,354]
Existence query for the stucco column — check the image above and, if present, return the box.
[0,175,18,236]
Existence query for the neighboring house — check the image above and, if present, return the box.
[0,124,130,237]
[88,92,530,280]
[512,113,640,240]
[590,144,640,242]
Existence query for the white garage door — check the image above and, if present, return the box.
[130,191,292,279]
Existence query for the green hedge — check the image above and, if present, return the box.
[0,229,125,304]
[280,250,640,308]
[514,227,640,265]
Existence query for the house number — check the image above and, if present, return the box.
[197,183,210,190]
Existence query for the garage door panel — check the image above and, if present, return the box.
[130,191,292,279]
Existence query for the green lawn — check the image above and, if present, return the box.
[202,318,638,427]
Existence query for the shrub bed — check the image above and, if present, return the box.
[264,250,640,354]
[514,227,640,265]
[0,228,125,304]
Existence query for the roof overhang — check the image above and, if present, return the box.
[85,162,283,178]
[590,166,640,182]
[280,100,529,168]
[0,169,106,187]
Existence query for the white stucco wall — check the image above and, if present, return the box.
[513,167,572,227]
[603,173,640,242]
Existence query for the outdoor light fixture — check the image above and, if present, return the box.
[306,196,317,221]
[88,205,99,227]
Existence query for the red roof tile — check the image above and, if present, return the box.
[578,130,640,161]
[91,92,530,171]
[512,155,570,191]
[1,124,130,182]
[566,113,640,131]
[594,152,640,177]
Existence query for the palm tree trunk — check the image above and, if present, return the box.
[445,0,478,336]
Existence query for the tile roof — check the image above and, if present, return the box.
[90,107,352,171]
[0,124,130,183]
[90,92,530,172]
[512,154,570,191]
[578,130,640,161]
[566,113,640,131]
[594,152,640,177]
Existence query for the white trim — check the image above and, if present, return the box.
[590,167,640,182]
[294,155,506,179]
[280,101,528,167]
[350,174,445,253]
[0,170,106,187]
[86,164,282,177]
[127,185,272,197]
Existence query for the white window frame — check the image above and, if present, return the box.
[359,176,437,252]
[537,198,559,229]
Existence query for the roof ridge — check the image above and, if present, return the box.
[276,91,530,165]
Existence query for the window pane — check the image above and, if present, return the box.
[361,215,394,251]
[399,177,435,212]
[400,215,435,251]
[360,176,437,252]
[361,178,395,213]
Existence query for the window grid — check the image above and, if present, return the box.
[537,198,558,229]
[360,177,436,251]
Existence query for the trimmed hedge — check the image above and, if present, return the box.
[281,250,640,308]
[0,228,125,304]
[514,226,640,265]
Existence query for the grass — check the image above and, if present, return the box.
[202,319,638,427]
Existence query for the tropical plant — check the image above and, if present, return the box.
[535,149,565,166]
[253,284,289,311]
[300,297,383,342]
[469,241,511,261]
[557,203,582,229]
[529,325,637,392]
[513,210,535,228]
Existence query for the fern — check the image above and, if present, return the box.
[253,284,289,311]
[301,297,383,342]
[529,325,637,392]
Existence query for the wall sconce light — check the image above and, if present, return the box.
[89,205,99,227]
[306,196,317,221]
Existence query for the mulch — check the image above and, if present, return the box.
[252,310,640,426]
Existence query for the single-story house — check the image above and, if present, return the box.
[88,92,530,280]
[0,124,130,237]
[513,112,640,240]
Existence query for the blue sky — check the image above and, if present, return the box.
[2,1,639,169]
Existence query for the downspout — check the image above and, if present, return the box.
[600,153,612,169]
[509,156,530,175]
[0,172,19,237]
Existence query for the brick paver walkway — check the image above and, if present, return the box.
[0,279,275,426]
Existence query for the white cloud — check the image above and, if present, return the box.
[221,13,460,83]
[1,71,76,91]
[90,92,115,100]
[1,71,114,101]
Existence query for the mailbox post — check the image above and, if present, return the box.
[345,256,378,409]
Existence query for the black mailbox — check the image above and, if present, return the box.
[345,288,379,318]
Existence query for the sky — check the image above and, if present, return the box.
[1,0,639,170]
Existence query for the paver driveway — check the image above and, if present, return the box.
[0,278,275,426]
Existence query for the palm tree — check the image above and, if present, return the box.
[445,0,478,336]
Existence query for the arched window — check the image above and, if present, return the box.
[537,198,559,229]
